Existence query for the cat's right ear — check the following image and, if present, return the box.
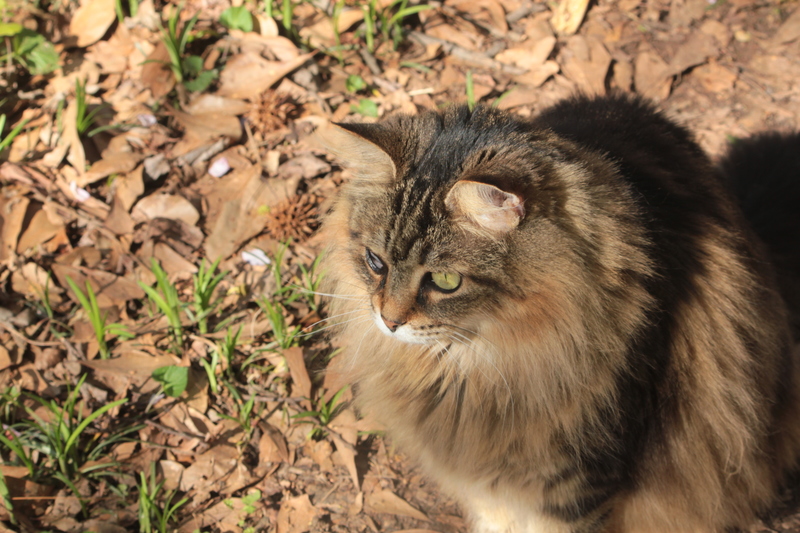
[445,180,525,235]
[313,122,396,184]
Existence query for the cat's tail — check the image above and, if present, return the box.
[719,132,800,338]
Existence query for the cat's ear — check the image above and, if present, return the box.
[445,181,525,234]
[313,122,396,183]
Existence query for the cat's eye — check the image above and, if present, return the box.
[365,248,386,274]
[430,272,462,292]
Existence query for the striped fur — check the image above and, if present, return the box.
[317,95,800,533]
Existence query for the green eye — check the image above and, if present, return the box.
[430,272,461,292]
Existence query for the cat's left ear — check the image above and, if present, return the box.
[445,181,525,234]
[313,122,396,183]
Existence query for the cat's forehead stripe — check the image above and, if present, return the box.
[387,174,439,262]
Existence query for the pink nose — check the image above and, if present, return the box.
[381,316,403,332]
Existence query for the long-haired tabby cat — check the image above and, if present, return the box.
[316,94,800,533]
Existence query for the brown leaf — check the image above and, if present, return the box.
[78,151,143,188]
[218,52,314,99]
[560,35,610,95]
[366,490,429,522]
[17,208,65,253]
[104,195,136,235]
[634,48,671,101]
[495,37,556,71]
[11,263,63,304]
[0,188,29,263]
[63,100,87,179]
[180,445,239,492]
[69,0,117,47]
[258,422,290,463]
[283,347,312,399]
[132,193,200,226]
[204,165,301,259]
[551,0,590,35]
[52,264,145,307]
[304,439,334,472]
[277,494,317,533]
[772,5,800,45]
[665,32,718,77]
[692,61,737,93]
[153,242,198,277]
[141,41,176,100]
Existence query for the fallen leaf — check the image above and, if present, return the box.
[259,422,290,463]
[277,494,317,533]
[78,151,143,188]
[496,36,556,71]
[218,52,314,99]
[52,264,145,307]
[772,5,800,45]
[665,32,718,77]
[17,207,65,253]
[551,0,590,35]
[692,61,737,93]
[132,193,200,226]
[141,41,176,100]
[283,347,312,399]
[634,48,671,101]
[0,191,29,263]
[11,262,63,304]
[366,490,429,522]
[69,0,117,47]
[560,35,610,95]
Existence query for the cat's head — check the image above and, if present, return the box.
[317,105,652,372]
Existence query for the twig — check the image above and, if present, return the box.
[144,418,206,441]
[0,321,63,347]
[408,31,526,75]
[359,48,382,76]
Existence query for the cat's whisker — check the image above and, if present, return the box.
[291,285,369,300]
[297,312,372,338]
[303,307,372,330]
[347,316,376,373]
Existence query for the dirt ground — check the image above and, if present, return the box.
[2,0,800,531]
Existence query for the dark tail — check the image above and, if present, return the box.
[719,132,800,338]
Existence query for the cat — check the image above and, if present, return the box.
[315,94,800,533]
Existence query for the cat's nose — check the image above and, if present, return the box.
[381,315,404,332]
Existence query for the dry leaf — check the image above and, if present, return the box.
[218,52,314,99]
[141,41,176,100]
[259,422,290,463]
[78,152,143,188]
[132,194,200,226]
[495,36,556,71]
[204,164,300,259]
[283,346,312,399]
[17,208,64,253]
[693,61,737,93]
[69,0,117,47]
[0,191,30,263]
[366,490,429,522]
[665,32,718,77]
[560,35,611,95]
[772,5,800,45]
[52,264,145,307]
[514,60,560,88]
[11,263,63,304]
[304,439,334,472]
[277,494,317,533]
[634,49,671,101]
[551,0,590,35]
[63,100,87,180]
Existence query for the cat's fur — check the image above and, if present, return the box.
[317,94,800,533]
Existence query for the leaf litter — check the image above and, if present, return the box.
[1,0,800,531]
